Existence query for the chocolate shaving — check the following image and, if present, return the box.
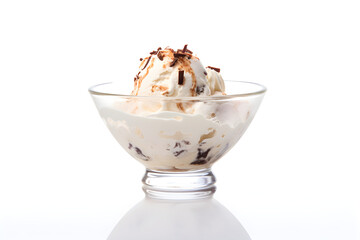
[142,56,151,70]
[207,66,220,73]
[150,47,162,55]
[140,58,143,61]
[174,150,186,157]
[183,45,193,54]
[174,52,187,58]
[204,71,207,75]
[157,51,164,61]
[168,45,193,67]
[170,58,178,67]
[134,71,141,81]
[178,70,184,85]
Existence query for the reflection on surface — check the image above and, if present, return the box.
[108,197,251,240]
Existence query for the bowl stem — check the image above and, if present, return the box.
[142,169,216,200]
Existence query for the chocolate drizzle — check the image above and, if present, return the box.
[178,70,184,85]
[142,56,152,70]
[207,66,220,73]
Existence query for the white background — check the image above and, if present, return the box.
[1,0,359,239]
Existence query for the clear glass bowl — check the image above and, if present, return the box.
[89,81,266,199]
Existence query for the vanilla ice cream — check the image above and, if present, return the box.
[132,45,225,97]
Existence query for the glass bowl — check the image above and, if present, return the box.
[89,81,266,199]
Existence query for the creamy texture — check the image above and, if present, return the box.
[98,101,257,171]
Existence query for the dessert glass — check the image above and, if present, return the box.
[89,81,266,199]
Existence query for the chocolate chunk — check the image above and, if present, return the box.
[190,159,207,165]
[197,148,211,160]
[128,143,150,161]
[174,150,186,157]
[204,71,207,75]
[196,85,205,95]
[140,58,143,61]
[191,148,212,165]
[178,70,184,85]
[207,66,220,73]
[135,147,149,160]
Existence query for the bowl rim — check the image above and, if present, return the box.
[88,80,267,100]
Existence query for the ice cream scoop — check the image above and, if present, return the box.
[132,45,225,97]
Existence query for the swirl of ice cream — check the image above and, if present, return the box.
[206,67,225,95]
[132,45,225,97]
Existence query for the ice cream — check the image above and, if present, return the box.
[132,45,225,97]
[125,45,227,115]
[91,45,263,171]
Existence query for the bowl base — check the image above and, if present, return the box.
[142,169,216,200]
